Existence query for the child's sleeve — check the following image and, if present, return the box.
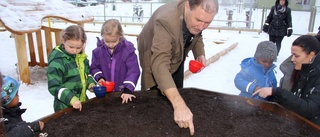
[90,49,104,81]
[6,121,39,137]
[122,49,140,93]
[27,121,41,132]
[234,69,258,95]
[47,60,78,105]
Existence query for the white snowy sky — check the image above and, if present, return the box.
[0,1,318,123]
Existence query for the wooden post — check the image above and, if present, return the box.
[54,30,61,47]
[44,27,53,58]
[27,33,37,66]
[36,30,46,67]
[14,34,30,84]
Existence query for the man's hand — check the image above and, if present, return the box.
[173,102,194,135]
[196,55,206,66]
[164,88,195,135]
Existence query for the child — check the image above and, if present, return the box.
[234,41,278,100]
[46,25,96,112]
[90,19,140,104]
[1,75,44,136]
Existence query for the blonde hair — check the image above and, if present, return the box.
[100,19,124,37]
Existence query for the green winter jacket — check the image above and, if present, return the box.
[46,45,95,112]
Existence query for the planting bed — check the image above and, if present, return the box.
[40,88,320,136]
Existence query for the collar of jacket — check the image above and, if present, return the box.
[101,38,125,51]
[246,57,276,73]
[300,54,320,77]
[2,102,26,117]
[280,55,294,75]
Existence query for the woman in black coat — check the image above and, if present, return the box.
[253,35,320,126]
[263,0,292,55]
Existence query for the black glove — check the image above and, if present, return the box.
[287,28,293,37]
[262,24,269,33]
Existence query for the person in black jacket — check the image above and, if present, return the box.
[1,75,44,137]
[253,35,320,126]
[262,0,292,55]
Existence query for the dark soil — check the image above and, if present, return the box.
[40,88,320,137]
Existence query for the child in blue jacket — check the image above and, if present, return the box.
[234,41,278,100]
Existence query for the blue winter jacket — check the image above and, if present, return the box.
[234,57,277,100]
[90,37,140,93]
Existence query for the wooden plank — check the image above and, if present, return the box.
[54,30,61,47]
[36,31,45,67]
[184,42,238,80]
[44,27,53,59]
[207,26,261,34]
[27,33,37,66]
[78,23,84,28]
[14,34,30,84]
[0,27,6,32]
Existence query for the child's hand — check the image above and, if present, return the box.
[39,121,44,131]
[88,83,95,92]
[72,100,82,111]
[121,93,136,104]
[98,79,105,85]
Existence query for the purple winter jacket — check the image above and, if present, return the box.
[90,37,140,93]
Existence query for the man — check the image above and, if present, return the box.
[137,0,218,135]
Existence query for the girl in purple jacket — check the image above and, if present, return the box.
[90,19,140,104]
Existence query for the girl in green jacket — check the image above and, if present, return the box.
[46,25,96,112]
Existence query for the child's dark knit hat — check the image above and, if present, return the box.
[1,75,20,106]
[254,41,277,61]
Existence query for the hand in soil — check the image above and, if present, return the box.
[121,93,136,104]
[72,100,82,111]
[174,104,194,135]
[165,88,195,135]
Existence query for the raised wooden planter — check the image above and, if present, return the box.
[37,88,320,136]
